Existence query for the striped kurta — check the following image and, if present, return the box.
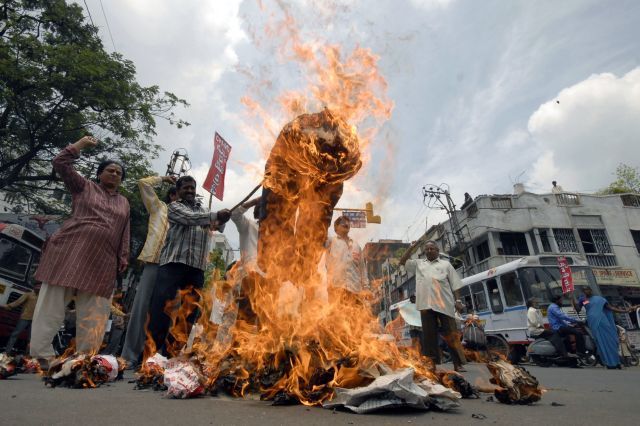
[35,145,130,298]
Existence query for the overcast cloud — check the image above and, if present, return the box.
[81,0,640,254]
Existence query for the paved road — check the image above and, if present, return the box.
[0,362,637,426]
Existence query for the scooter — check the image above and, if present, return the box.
[527,324,598,368]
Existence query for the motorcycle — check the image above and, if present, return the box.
[527,324,598,368]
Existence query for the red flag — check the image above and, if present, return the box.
[557,256,574,294]
[203,133,232,201]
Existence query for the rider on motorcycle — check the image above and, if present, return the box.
[527,297,573,357]
[548,294,586,355]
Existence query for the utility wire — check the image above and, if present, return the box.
[83,0,95,27]
[98,0,117,52]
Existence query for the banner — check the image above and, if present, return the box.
[203,132,232,201]
[342,210,367,228]
[557,256,574,294]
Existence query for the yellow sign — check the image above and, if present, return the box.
[592,268,640,287]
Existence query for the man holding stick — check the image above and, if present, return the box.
[147,176,231,355]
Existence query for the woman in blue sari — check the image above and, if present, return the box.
[574,288,632,369]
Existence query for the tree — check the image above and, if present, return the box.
[0,0,189,204]
[600,163,640,194]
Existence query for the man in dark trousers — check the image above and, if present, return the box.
[400,240,467,372]
[147,176,230,355]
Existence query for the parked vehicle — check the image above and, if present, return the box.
[453,255,601,358]
[0,223,43,350]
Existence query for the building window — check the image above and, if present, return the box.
[632,230,640,253]
[475,240,490,262]
[499,232,530,256]
[538,229,552,252]
[553,228,578,252]
[578,228,617,267]
[621,194,640,207]
[491,197,512,209]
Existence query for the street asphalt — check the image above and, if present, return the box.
[0,362,637,426]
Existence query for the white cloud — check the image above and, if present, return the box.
[527,68,640,192]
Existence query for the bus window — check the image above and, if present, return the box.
[519,268,551,307]
[0,236,32,281]
[455,286,473,313]
[500,272,524,307]
[471,282,488,312]
[486,278,504,313]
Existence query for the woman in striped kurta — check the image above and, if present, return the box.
[30,136,130,361]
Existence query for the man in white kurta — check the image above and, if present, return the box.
[326,216,368,294]
[229,198,261,324]
[401,240,467,371]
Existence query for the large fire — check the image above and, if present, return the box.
[133,0,542,409]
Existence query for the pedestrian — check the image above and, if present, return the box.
[30,136,130,367]
[526,297,571,357]
[325,216,368,302]
[547,294,585,355]
[1,287,39,354]
[574,287,633,369]
[147,175,231,356]
[120,175,177,368]
[399,240,467,372]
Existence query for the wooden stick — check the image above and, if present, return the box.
[230,182,263,212]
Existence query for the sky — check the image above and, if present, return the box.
[80,0,640,255]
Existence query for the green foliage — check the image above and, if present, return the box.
[0,0,189,193]
[204,248,228,285]
[0,0,189,261]
[600,163,640,194]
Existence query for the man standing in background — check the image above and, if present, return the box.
[400,240,467,372]
[1,287,39,354]
[120,174,177,368]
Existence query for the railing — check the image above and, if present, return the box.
[586,254,617,267]
[621,194,640,208]
[555,193,580,206]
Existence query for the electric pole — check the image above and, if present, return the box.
[422,184,467,269]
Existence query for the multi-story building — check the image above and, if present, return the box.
[381,186,640,329]
[210,233,235,267]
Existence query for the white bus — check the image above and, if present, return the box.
[455,255,600,355]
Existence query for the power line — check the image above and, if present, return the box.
[98,0,117,52]
[83,0,95,27]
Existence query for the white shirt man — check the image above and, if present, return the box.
[326,216,368,294]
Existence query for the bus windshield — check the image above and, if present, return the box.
[518,266,597,307]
